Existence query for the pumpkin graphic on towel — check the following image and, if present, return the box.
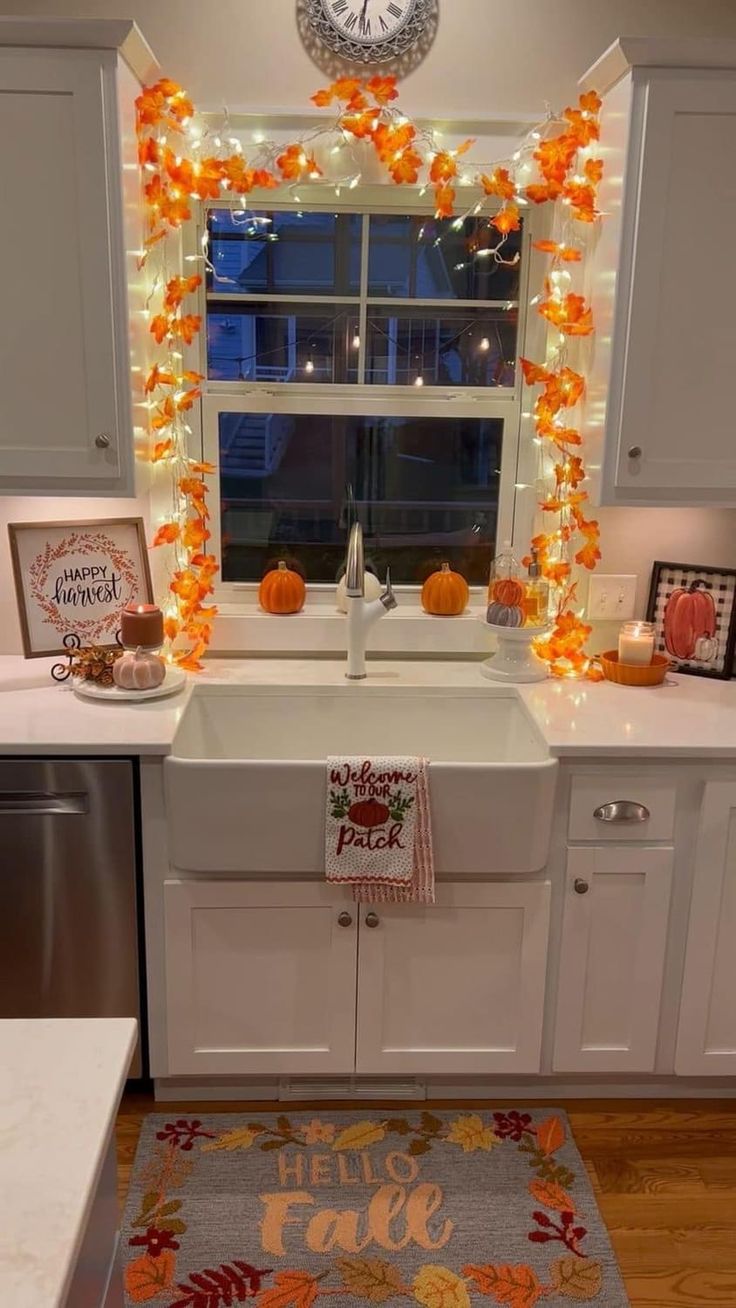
[663,580,718,662]
[348,798,390,828]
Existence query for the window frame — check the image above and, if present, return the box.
[180,186,547,621]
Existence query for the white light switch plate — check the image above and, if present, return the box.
[587,574,638,621]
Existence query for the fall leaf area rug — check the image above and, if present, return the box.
[119,1109,629,1307]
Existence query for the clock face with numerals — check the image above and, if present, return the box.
[306,0,429,63]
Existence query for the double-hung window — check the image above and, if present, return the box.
[194,194,535,597]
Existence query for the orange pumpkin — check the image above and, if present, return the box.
[490,577,525,607]
[663,581,717,661]
[258,560,306,614]
[421,562,470,616]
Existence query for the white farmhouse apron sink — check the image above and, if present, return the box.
[164,685,558,874]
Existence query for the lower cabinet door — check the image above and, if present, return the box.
[553,847,673,1073]
[164,880,357,1075]
[676,781,736,1074]
[355,882,550,1074]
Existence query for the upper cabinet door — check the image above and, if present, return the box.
[592,70,736,505]
[676,781,736,1075]
[0,49,134,494]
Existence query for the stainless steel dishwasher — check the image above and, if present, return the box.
[0,758,144,1075]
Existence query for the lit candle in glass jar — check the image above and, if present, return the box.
[120,602,164,650]
[618,620,655,666]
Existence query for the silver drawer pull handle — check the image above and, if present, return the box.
[0,791,88,816]
[593,800,650,823]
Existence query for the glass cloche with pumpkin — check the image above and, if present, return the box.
[486,544,526,628]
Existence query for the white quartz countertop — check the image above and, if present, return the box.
[1,653,736,758]
[0,1017,136,1308]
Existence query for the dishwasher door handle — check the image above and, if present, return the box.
[0,791,88,816]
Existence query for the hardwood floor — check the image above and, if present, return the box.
[116,1095,736,1306]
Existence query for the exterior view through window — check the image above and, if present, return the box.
[203,206,526,587]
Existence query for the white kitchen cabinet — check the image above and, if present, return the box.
[676,781,736,1075]
[355,882,550,1074]
[0,22,152,495]
[164,880,358,1076]
[553,846,673,1072]
[583,39,736,505]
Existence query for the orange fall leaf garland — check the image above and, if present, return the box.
[136,73,605,675]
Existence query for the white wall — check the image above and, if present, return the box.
[2,0,736,653]
[5,0,736,112]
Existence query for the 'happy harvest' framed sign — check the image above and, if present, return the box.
[8,518,153,657]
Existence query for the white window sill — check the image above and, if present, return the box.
[213,604,493,657]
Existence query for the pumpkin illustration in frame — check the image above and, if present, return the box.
[646,560,736,679]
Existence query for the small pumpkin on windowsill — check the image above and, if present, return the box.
[258,560,306,614]
[421,562,469,617]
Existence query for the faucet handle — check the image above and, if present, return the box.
[381,566,398,612]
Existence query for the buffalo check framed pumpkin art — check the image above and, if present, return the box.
[646,560,736,680]
[8,517,153,658]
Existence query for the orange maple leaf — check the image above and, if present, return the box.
[138,136,159,168]
[146,438,173,463]
[189,460,216,475]
[576,538,602,570]
[333,76,364,101]
[520,358,551,386]
[481,167,516,200]
[390,148,422,184]
[163,275,202,311]
[534,134,577,184]
[579,89,602,115]
[524,181,562,204]
[532,240,581,262]
[144,364,176,393]
[491,202,521,234]
[151,397,176,431]
[564,105,600,147]
[182,517,210,551]
[152,522,180,547]
[434,183,455,218]
[429,150,457,184]
[172,314,202,345]
[149,314,171,345]
[164,616,180,642]
[135,87,167,129]
[276,143,307,179]
[584,157,604,184]
[258,1270,320,1308]
[373,121,416,163]
[539,290,593,336]
[543,559,572,585]
[191,156,224,200]
[341,110,379,139]
[366,74,399,105]
[311,87,333,108]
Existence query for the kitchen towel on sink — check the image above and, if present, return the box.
[325,756,435,903]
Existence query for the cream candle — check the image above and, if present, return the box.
[618,620,655,666]
[120,602,163,650]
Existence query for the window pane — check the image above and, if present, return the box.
[219,412,501,585]
[368,214,522,301]
[208,210,361,295]
[208,302,360,382]
[365,306,516,387]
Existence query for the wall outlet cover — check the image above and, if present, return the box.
[587,574,638,621]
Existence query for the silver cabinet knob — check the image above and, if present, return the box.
[574,878,589,895]
[594,800,650,824]
[337,911,353,928]
[627,445,642,459]
[365,911,380,928]
[95,432,112,449]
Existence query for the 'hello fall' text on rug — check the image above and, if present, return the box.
[120,1110,628,1306]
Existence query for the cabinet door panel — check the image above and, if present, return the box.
[355,882,550,1074]
[0,49,129,490]
[164,880,357,1075]
[613,74,736,497]
[553,847,673,1072]
[676,782,736,1074]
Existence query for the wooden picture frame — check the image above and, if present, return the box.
[8,517,153,658]
[646,560,736,680]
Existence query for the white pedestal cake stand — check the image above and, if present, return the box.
[480,622,549,683]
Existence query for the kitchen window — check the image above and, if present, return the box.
[195,199,535,593]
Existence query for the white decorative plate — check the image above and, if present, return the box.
[72,665,187,702]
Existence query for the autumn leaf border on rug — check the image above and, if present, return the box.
[123,1111,607,1306]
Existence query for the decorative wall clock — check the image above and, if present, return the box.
[304,0,432,63]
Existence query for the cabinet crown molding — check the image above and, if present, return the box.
[0,17,158,82]
[581,36,736,95]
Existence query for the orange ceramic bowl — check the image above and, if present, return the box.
[600,650,669,687]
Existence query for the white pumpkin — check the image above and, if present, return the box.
[113,647,166,691]
[336,571,383,612]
